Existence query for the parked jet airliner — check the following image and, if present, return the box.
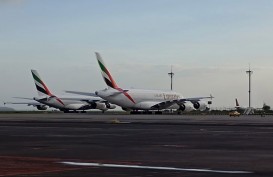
[67,52,213,114]
[6,70,116,112]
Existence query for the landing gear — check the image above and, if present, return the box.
[155,111,163,115]
[63,110,81,113]
[130,110,162,115]
[63,110,70,113]
[143,111,152,114]
[130,110,140,114]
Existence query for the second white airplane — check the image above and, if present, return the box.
[68,52,213,114]
[16,70,116,112]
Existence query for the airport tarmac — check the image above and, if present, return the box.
[1,113,273,177]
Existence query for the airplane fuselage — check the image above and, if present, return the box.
[96,88,183,110]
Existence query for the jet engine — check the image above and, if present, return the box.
[178,101,194,112]
[89,102,116,110]
[105,102,116,109]
[122,107,132,112]
[36,105,47,110]
[192,101,208,111]
[90,102,107,110]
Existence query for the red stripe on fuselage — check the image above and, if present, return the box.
[102,63,135,104]
[38,80,65,106]
[116,88,136,104]
[56,97,65,106]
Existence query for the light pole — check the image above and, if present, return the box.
[246,67,253,108]
[168,66,174,90]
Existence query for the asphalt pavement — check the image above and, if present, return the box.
[0,113,273,177]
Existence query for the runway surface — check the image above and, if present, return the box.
[1,113,273,176]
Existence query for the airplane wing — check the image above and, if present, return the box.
[151,95,214,110]
[4,101,45,107]
[4,101,50,110]
[151,101,176,109]
[65,91,98,97]
[58,97,104,104]
[178,95,214,102]
[62,98,116,110]
[13,97,34,100]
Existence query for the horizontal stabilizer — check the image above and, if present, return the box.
[65,91,99,97]
[108,89,129,97]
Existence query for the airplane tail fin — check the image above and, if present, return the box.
[95,52,119,89]
[235,98,240,107]
[31,70,53,97]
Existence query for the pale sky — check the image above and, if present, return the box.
[1,0,273,110]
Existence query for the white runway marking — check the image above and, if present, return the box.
[61,161,253,174]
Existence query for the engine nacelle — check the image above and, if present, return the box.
[90,102,116,110]
[192,101,208,111]
[122,107,132,112]
[178,101,194,112]
[90,102,107,110]
[36,105,47,110]
[105,102,116,109]
[135,102,159,110]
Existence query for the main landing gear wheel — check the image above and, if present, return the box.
[155,111,163,115]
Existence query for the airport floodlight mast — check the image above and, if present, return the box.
[246,66,253,108]
[168,66,174,90]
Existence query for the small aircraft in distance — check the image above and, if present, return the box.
[235,98,270,115]
[5,70,116,113]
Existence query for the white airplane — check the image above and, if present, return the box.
[67,52,213,114]
[6,70,116,112]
